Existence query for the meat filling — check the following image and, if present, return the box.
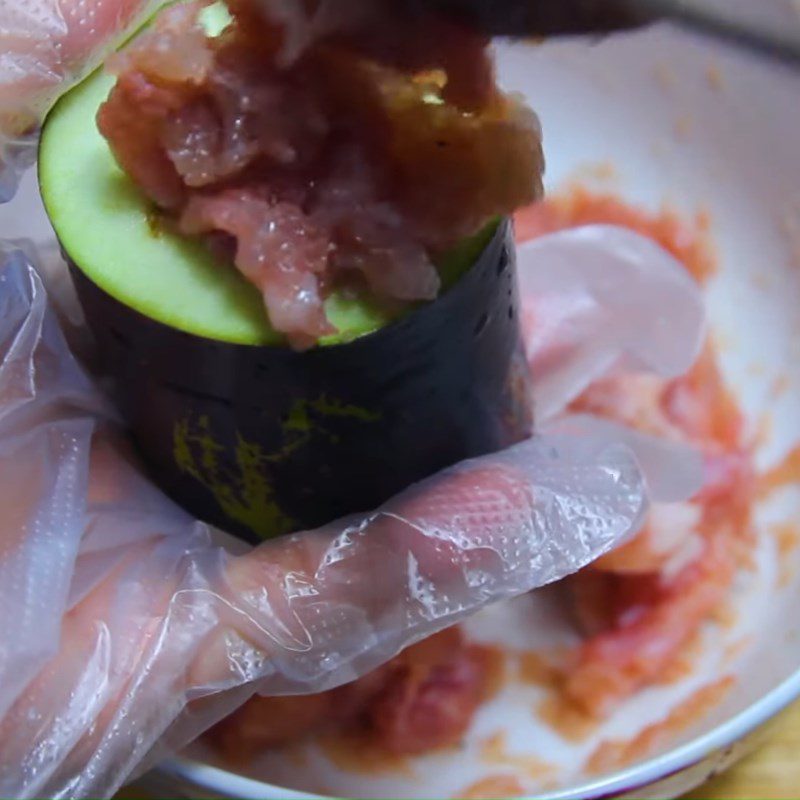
[98,0,544,348]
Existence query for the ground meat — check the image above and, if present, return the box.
[180,190,334,347]
[517,190,755,718]
[97,71,188,210]
[208,668,390,762]
[206,626,492,760]
[98,0,543,348]
[368,638,490,755]
[565,532,736,717]
[561,351,753,716]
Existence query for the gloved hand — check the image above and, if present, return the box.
[0,2,705,799]
[0,227,705,799]
[0,0,152,198]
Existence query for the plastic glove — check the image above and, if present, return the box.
[518,225,706,424]
[0,203,709,798]
[0,238,657,799]
[0,0,164,199]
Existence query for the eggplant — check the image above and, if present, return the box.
[40,71,533,543]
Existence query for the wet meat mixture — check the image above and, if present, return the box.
[98,0,543,347]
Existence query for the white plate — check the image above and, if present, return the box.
[153,10,800,800]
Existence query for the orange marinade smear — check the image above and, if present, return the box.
[478,731,557,782]
[757,445,800,499]
[459,774,527,799]
[586,675,736,775]
[515,187,717,284]
[515,189,754,722]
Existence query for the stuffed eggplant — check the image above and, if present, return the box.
[39,0,543,542]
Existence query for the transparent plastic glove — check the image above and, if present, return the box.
[518,225,706,423]
[544,413,705,504]
[0,0,163,199]
[518,224,707,502]
[0,243,652,800]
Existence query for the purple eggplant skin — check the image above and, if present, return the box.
[68,219,533,543]
[395,0,655,37]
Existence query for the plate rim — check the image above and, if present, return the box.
[154,663,800,799]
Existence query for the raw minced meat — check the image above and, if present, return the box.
[519,192,755,718]
[207,627,494,759]
[97,0,543,348]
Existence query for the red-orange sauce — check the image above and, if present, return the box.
[458,774,527,799]
[723,636,754,666]
[478,731,557,782]
[536,694,599,743]
[586,676,736,775]
[654,631,706,686]
[477,645,509,702]
[757,447,800,500]
[708,601,739,631]
[772,522,800,587]
[516,189,754,722]
[318,730,415,776]
[517,651,561,689]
